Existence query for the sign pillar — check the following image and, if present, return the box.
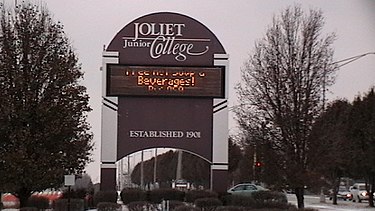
[100,51,119,191]
[211,54,229,192]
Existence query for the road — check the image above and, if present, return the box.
[287,194,375,211]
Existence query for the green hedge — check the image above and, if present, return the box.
[19,207,38,211]
[251,191,289,209]
[148,188,185,203]
[194,197,222,210]
[252,191,288,204]
[162,200,185,210]
[119,188,294,211]
[127,201,154,211]
[62,188,87,199]
[97,202,121,211]
[93,190,118,206]
[214,208,316,211]
[120,188,146,205]
[224,194,256,207]
[185,190,218,203]
[224,191,291,210]
[174,205,200,211]
[53,198,84,211]
[27,195,50,209]
[215,206,244,211]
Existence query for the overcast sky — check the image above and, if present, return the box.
[5,0,374,183]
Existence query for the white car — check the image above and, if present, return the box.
[329,186,352,201]
[350,183,369,202]
[227,183,268,196]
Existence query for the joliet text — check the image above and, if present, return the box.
[123,22,210,61]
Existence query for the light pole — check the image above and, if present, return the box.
[332,52,375,67]
[140,150,144,190]
[153,148,157,184]
[323,52,375,109]
[176,150,183,180]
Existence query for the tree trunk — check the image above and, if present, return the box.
[332,178,339,205]
[295,187,305,209]
[369,176,375,207]
[369,191,374,207]
[16,187,32,208]
[332,189,338,205]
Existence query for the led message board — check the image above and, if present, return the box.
[107,65,224,97]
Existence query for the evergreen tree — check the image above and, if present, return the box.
[308,100,352,205]
[347,88,375,207]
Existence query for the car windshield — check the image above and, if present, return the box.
[339,187,347,191]
[359,185,366,190]
[233,185,245,191]
[245,185,256,190]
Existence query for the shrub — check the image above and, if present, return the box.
[240,209,303,211]
[251,191,289,209]
[127,201,154,211]
[215,206,244,211]
[85,193,95,209]
[148,188,185,203]
[97,202,121,211]
[120,188,146,205]
[62,188,87,199]
[93,190,118,206]
[19,207,38,211]
[286,208,317,211]
[185,190,218,203]
[255,201,291,209]
[162,200,185,210]
[225,191,290,209]
[62,189,93,209]
[174,204,200,211]
[242,209,287,211]
[27,195,50,209]
[252,191,288,204]
[53,198,84,211]
[224,195,256,207]
[194,197,222,210]
[217,191,231,205]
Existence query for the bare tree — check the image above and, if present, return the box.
[235,5,337,208]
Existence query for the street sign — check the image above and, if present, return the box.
[64,175,75,186]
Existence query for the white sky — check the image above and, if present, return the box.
[4,0,375,183]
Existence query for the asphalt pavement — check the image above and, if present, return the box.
[287,194,375,211]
